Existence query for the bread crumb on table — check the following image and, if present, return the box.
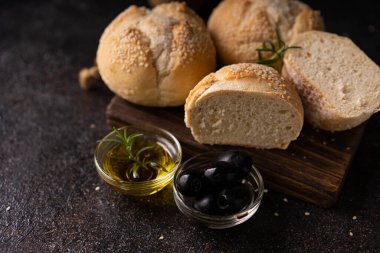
[283,198,288,203]
[264,189,268,193]
[304,212,310,216]
[352,216,357,220]
[79,66,100,90]
[6,206,10,212]
[349,231,353,236]
[274,212,279,217]
[95,186,100,191]
[159,235,164,240]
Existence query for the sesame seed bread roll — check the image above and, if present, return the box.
[185,63,304,149]
[283,31,380,131]
[208,0,324,65]
[96,2,216,107]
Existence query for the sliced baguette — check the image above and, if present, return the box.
[185,63,304,149]
[283,31,380,131]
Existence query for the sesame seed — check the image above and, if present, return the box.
[352,216,357,220]
[6,206,10,212]
[349,232,353,236]
[95,186,100,191]
[264,189,268,193]
[305,212,310,216]
[274,212,279,217]
[283,198,288,203]
[159,235,164,240]
[346,147,351,151]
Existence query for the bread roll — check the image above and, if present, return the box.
[185,63,304,149]
[283,31,380,131]
[96,2,216,107]
[208,0,324,65]
[149,0,204,10]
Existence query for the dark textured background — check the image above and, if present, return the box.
[0,0,379,252]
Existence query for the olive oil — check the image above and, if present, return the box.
[102,134,175,182]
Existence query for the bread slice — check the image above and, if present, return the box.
[185,63,304,149]
[283,31,380,131]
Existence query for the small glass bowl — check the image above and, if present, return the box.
[173,152,264,229]
[94,125,182,196]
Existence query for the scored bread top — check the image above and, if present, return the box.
[185,63,304,125]
[283,31,380,130]
[207,0,324,64]
[96,2,216,106]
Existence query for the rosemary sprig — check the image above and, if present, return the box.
[100,127,168,180]
[256,29,301,70]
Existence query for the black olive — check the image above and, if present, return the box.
[193,193,218,214]
[217,150,253,179]
[216,183,253,215]
[203,161,240,186]
[177,172,205,197]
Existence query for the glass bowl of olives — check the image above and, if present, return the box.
[173,151,264,229]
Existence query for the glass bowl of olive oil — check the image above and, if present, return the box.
[95,125,182,196]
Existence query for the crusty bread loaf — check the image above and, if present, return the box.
[148,0,204,10]
[283,31,380,131]
[208,0,324,65]
[96,2,216,107]
[185,63,304,149]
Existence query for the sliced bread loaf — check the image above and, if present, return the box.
[185,63,304,149]
[283,31,380,131]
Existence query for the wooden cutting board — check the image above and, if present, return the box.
[106,96,365,207]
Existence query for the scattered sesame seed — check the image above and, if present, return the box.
[159,235,164,240]
[283,198,288,203]
[305,212,310,216]
[352,216,357,220]
[6,206,10,212]
[95,186,100,191]
[274,212,279,217]
[349,231,353,236]
[90,124,96,129]
[264,189,268,193]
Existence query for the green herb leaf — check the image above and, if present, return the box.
[256,29,301,70]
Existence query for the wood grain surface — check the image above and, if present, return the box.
[106,96,366,207]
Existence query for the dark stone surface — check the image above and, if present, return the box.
[0,0,379,252]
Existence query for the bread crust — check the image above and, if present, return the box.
[97,2,216,107]
[208,0,324,65]
[185,63,304,149]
